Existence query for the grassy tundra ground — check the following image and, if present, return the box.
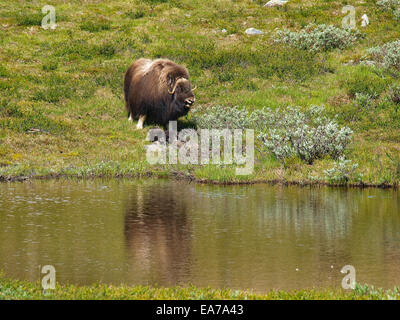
[0,275,399,300]
[1,0,400,185]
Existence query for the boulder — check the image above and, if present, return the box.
[264,0,289,7]
[245,27,264,35]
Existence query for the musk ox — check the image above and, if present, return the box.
[124,58,196,130]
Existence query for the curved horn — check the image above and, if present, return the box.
[168,78,182,95]
[191,85,197,91]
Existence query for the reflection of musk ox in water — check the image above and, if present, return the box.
[124,183,192,285]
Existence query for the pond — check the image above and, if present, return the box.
[0,179,399,292]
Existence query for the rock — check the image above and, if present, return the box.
[245,27,264,35]
[264,0,289,7]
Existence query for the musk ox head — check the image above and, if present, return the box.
[168,77,196,113]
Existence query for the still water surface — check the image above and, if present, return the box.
[0,179,399,291]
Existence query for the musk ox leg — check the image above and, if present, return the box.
[128,113,133,122]
[136,115,146,129]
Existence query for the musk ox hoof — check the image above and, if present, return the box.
[135,115,146,129]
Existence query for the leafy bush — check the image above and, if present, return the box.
[275,23,363,52]
[192,105,353,164]
[388,85,400,104]
[367,39,400,70]
[191,105,252,130]
[354,92,375,110]
[257,106,353,164]
[377,0,400,20]
[386,151,400,180]
[377,0,400,11]
[324,156,359,184]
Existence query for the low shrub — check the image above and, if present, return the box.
[354,92,375,110]
[367,39,400,70]
[377,0,400,11]
[394,8,400,20]
[324,156,360,184]
[191,105,353,164]
[275,23,363,52]
[191,105,252,130]
[257,106,353,164]
[388,85,400,104]
[377,0,400,20]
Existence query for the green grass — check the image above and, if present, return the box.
[1,0,400,186]
[0,275,399,300]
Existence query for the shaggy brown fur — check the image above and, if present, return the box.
[124,58,196,129]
